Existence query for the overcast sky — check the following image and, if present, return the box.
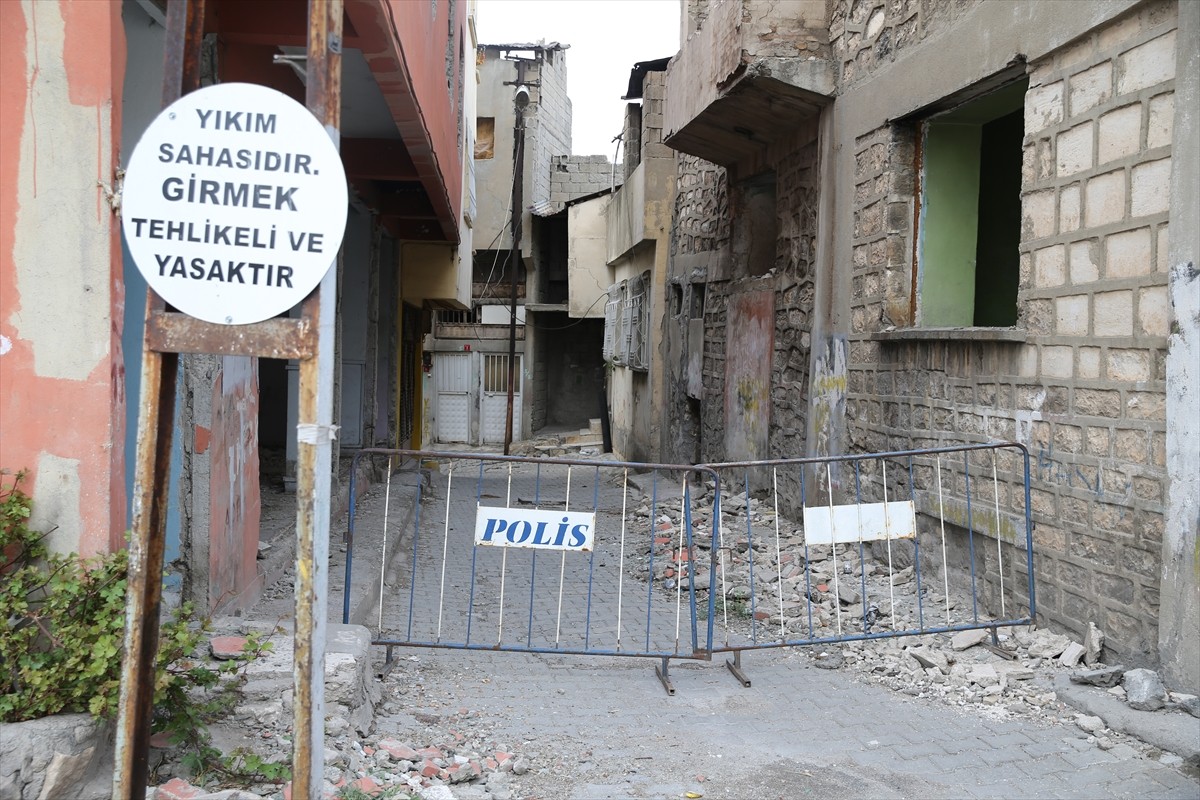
[475,0,682,158]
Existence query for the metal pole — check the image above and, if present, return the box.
[113,1,203,796]
[503,94,526,455]
[293,2,342,798]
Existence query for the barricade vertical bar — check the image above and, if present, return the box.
[343,457,356,624]
[683,479,700,656]
[704,476,718,653]
[936,457,952,624]
[964,449,979,622]
[553,467,573,648]
[406,477,423,640]
[583,466,600,650]
[742,472,759,643]
[826,464,843,637]
[376,457,395,630]
[800,467,814,638]
[616,468,629,650]
[853,461,869,632]
[645,471,659,652]
[718,475,731,643]
[465,463,486,646]
[908,456,924,629]
[992,451,1006,617]
[674,478,686,653]
[495,462,509,645]
[1022,446,1037,619]
[772,468,785,640]
[436,465,453,642]
[882,461,896,624]
[526,463,541,646]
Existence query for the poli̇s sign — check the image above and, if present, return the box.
[474,507,595,552]
[121,83,348,325]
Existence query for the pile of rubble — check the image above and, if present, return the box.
[629,482,1199,756]
[150,704,537,800]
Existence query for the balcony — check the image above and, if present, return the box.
[664,0,836,167]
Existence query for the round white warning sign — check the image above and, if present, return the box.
[122,82,348,325]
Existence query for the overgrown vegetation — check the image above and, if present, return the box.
[0,468,290,785]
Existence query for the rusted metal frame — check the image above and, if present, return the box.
[113,1,205,797]
[292,2,343,798]
[145,311,314,359]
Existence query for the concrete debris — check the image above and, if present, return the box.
[1071,666,1126,688]
[1058,642,1086,668]
[1083,622,1104,666]
[1075,715,1105,734]
[950,628,990,651]
[1027,631,1072,659]
[1123,668,1168,712]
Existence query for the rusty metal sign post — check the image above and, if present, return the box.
[113,1,343,798]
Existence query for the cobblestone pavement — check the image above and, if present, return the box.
[375,647,1198,800]
[354,457,1200,800]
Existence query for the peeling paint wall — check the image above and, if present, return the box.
[0,0,127,555]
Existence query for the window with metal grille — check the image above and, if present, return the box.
[625,273,649,371]
[603,283,624,364]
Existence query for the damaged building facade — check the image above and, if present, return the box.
[662,0,1198,692]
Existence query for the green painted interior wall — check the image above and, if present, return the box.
[919,122,981,326]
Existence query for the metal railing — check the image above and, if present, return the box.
[342,442,1035,692]
[343,449,721,693]
[700,442,1035,683]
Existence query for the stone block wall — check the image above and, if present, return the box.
[527,48,572,208]
[842,0,1177,661]
[550,155,619,208]
[831,0,983,87]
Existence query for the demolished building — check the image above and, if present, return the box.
[659,0,1198,692]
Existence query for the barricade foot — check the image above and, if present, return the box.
[380,644,399,678]
[655,657,676,696]
[725,650,752,687]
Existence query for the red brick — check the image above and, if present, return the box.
[348,777,383,796]
[209,635,248,660]
[155,779,202,800]
[419,759,441,778]
[417,746,444,759]
[377,738,422,761]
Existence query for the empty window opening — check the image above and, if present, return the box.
[917,78,1027,327]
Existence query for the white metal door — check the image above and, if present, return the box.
[434,352,472,443]
[481,354,520,444]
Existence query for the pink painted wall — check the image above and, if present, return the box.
[0,1,128,556]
